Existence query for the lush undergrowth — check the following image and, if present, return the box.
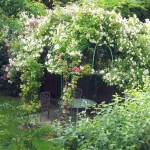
[0,94,62,150]
[0,82,150,150]
[47,78,150,150]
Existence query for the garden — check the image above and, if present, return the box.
[0,0,150,149]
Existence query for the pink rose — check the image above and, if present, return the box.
[73,66,80,72]
[59,116,65,121]
[62,109,70,114]
[3,74,8,80]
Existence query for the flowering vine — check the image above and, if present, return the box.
[7,3,150,109]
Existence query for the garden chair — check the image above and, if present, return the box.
[74,88,82,98]
[39,92,51,121]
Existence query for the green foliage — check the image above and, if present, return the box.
[35,124,57,139]
[53,76,150,150]
[79,0,150,21]
[0,0,46,93]
[0,96,21,149]
[42,4,150,89]
[42,0,73,8]
[19,101,41,115]
[20,58,44,101]
[8,1,150,104]
[0,0,46,17]
[0,96,37,149]
[0,95,62,149]
[1,0,149,105]
[17,100,40,128]
[115,0,150,21]
[33,139,63,150]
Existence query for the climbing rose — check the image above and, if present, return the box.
[2,74,8,80]
[59,116,65,121]
[73,66,80,72]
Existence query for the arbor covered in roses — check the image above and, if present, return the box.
[7,3,150,110]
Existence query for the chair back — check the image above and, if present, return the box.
[74,88,82,98]
[40,92,50,108]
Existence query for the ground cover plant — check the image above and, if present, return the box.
[0,93,62,150]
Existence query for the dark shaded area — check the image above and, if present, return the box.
[40,71,62,99]
[78,75,120,104]
[42,0,53,9]
[40,71,120,104]
[0,42,9,74]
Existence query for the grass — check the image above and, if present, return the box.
[34,140,62,150]
[0,93,63,150]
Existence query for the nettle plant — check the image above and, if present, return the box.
[8,4,150,112]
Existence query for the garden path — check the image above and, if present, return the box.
[38,107,59,124]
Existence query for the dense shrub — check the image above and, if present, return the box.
[42,0,150,20]
[53,76,150,150]
[0,0,46,92]
[79,0,150,21]
[115,0,150,22]
[5,0,149,106]
[0,0,46,17]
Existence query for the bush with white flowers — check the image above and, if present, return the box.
[8,3,150,103]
